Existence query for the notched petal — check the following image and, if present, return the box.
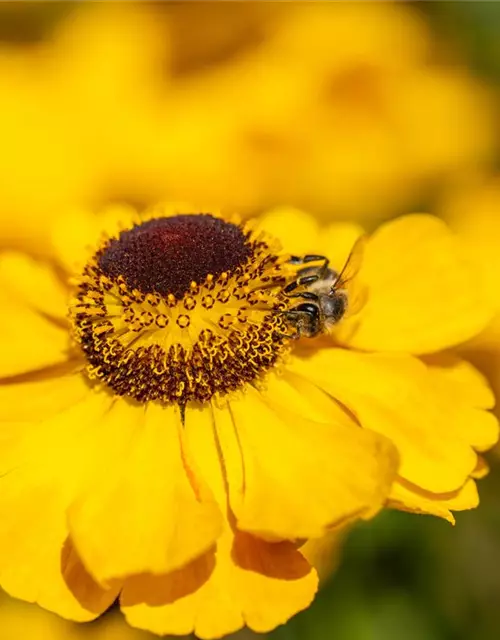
[122,529,317,639]
[216,389,398,540]
[290,349,495,494]
[68,401,223,585]
[389,476,479,525]
[338,214,495,354]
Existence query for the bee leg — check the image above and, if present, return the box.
[312,256,330,278]
[295,254,330,277]
[276,327,301,339]
[283,273,320,294]
[283,280,300,294]
[276,310,301,339]
[303,254,329,266]
[284,291,319,301]
[281,305,321,339]
[280,310,304,339]
[290,254,329,266]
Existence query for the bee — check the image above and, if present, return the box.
[281,236,365,339]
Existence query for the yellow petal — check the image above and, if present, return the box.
[122,532,317,639]
[68,401,222,584]
[256,206,320,255]
[183,404,228,508]
[0,537,119,623]
[0,370,91,422]
[0,252,68,321]
[122,415,317,638]
[472,456,489,479]
[389,477,479,525]
[290,349,484,493]
[423,355,499,451]
[0,300,70,378]
[262,368,356,424]
[422,353,496,410]
[0,390,120,620]
[215,387,398,540]
[226,532,317,635]
[339,214,494,354]
[451,406,499,453]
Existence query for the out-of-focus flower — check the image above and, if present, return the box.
[0,1,496,250]
[0,2,169,254]
[441,178,500,421]
[161,1,279,78]
[0,47,91,257]
[0,204,495,636]
[117,1,496,219]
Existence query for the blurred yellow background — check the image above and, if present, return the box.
[1,2,500,639]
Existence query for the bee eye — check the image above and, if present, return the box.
[333,295,346,315]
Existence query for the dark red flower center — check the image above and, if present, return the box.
[98,214,253,298]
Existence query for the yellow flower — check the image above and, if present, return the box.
[130,1,495,220]
[0,1,495,244]
[0,204,496,638]
[0,2,168,252]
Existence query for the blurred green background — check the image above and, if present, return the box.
[0,2,500,639]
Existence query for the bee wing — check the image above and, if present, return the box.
[333,235,367,318]
[334,235,367,289]
[346,283,369,317]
